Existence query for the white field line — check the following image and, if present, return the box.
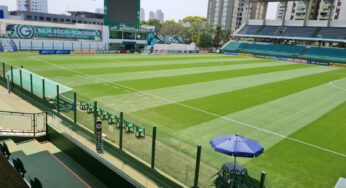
[30,56,346,158]
[329,80,346,91]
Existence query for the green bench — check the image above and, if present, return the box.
[135,125,146,138]
[124,120,134,133]
[101,111,108,120]
[80,100,87,110]
[86,104,94,113]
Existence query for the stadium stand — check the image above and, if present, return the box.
[224,42,305,57]
[316,27,346,40]
[222,42,346,63]
[236,25,346,40]
[301,47,346,62]
[257,26,280,36]
[282,27,318,38]
[238,25,263,35]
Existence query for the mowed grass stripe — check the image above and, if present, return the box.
[37,58,273,77]
[98,66,337,113]
[131,68,346,130]
[53,61,292,86]
[246,101,346,188]
[175,82,346,153]
[30,54,239,64]
[34,58,262,71]
[76,64,310,97]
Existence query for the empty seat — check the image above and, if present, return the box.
[316,27,346,39]
[283,27,318,38]
[238,25,262,35]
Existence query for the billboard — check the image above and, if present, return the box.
[6,24,102,41]
[104,0,140,28]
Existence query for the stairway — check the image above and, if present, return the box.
[1,39,18,52]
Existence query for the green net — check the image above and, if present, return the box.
[5,68,73,99]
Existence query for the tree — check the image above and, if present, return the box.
[158,20,184,35]
[182,16,207,23]
[198,32,213,49]
[144,19,162,31]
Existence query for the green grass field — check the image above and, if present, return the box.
[1,52,346,188]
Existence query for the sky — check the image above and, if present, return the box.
[0,0,277,20]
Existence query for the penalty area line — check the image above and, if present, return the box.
[29,56,346,158]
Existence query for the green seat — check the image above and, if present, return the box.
[135,125,145,138]
[80,100,87,110]
[86,104,94,113]
[124,120,134,133]
[108,114,116,124]
[96,108,101,116]
[101,111,108,120]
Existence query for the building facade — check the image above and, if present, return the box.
[276,0,346,21]
[149,11,155,20]
[207,0,263,32]
[17,0,48,13]
[140,8,145,21]
[155,9,164,22]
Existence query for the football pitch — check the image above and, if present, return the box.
[1,52,346,188]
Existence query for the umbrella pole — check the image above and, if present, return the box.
[234,157,236,169]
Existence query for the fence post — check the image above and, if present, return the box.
[30,74,33,93]
[151,126,157,169]
[45,112,48,136]
[94,101,97,135]
[10,66,13,85]
[19,69,22,88]
[74,92,77,124]
[56,85,60,113]
[42,79,45,100]
[33,114,36,138]
[259,171,266,188]
[119,112,124,150]
[193,145,202,188]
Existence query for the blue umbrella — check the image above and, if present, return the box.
[210,134,264,166]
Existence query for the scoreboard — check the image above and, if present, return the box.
[104,0,140,28]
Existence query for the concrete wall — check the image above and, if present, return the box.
[1,38,107,51]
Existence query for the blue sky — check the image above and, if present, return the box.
[0,0,277,20]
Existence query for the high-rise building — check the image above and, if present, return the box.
[95,8,104,14]
[276,0,346,21]
[17,0,48,13]
[149,11,155,20]
[140,8,145,21]
[207,0,263,32]
[155,9,164,22]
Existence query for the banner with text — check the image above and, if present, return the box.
[6,24,102,41]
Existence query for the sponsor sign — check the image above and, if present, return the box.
[287,58,308,64]
[224,52,238,56]
[39,50,70,55]
[308,61,330,66]
[7,24,102,41]
[238,53,253,57]
[96,120,103,153]
[330,63,346,67]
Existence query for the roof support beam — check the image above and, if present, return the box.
[262,1,268,25]
[304,0,313,26]
[281,0,288,26]
[327,0,335,27]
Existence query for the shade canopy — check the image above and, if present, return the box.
[210,134,264,158]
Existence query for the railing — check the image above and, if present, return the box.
[0,110,47,138]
